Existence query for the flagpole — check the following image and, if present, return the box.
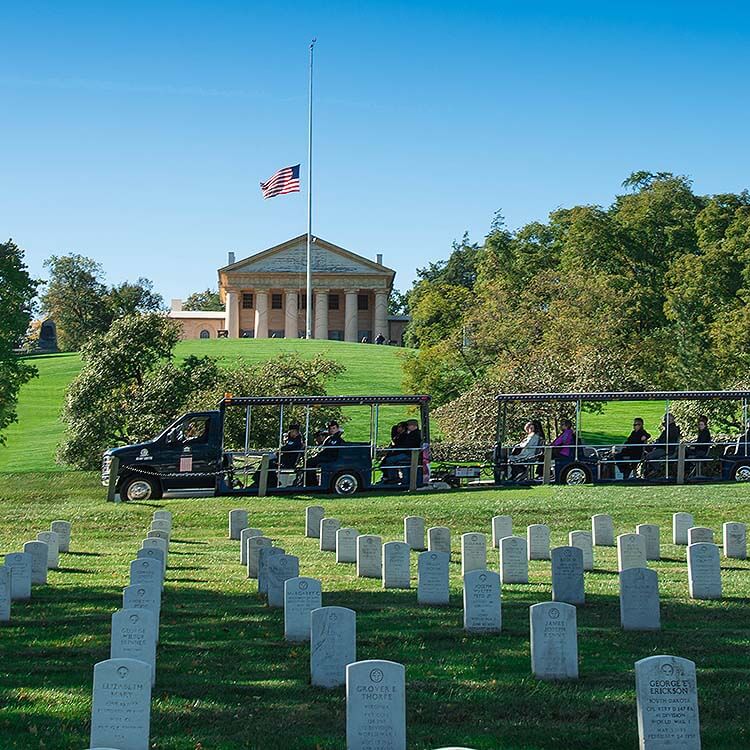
[305,38,316,340]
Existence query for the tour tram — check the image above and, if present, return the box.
[104,394,431,501]
[493,390,750,486]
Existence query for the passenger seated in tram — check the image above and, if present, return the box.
[305,421,347,485]
[551,419,575,459]
[508,420,544,480]
[643,414,681,478]
[610,417,651,479]
[382,419,422,484]
[686,416,712,459]
[279,423,305,470]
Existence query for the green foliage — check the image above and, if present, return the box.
[0,240,39,443]
[387,288,409,316]
[183,287,224,311]
[105,277,164,318]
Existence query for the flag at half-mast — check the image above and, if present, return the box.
[260,164,301,199]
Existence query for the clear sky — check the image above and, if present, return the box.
[3,1,750,301]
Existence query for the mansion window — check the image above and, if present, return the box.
[242,293,253,309]
[328,294,340,310]
[358,294,369,310]
[297,294,307,310]
[271,293,283,309]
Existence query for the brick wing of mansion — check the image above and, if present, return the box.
[169,235,408,343]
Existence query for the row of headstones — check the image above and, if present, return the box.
[88,510,173,750]
[0,520,73,620]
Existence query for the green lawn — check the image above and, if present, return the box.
[0,473,748,749]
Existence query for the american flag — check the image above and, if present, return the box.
[260,164,301,199]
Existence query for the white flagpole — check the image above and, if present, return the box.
[305,38,316,339]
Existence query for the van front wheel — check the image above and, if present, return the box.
[120,474,162,501]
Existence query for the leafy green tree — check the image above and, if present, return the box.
[183,288,223,311]
[387,289,409,316]
[415,232,481,289]
[0,240,39,443]
[105,278,164,318]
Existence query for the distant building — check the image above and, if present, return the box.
[169,235,408,343]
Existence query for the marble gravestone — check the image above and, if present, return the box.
[23,540,48,585]
[346,660,406,750]
[530,602,578,680]
[499,536,528,584]
[36,531,59,569]
[228,508,248,540]
[382,541,411,589]
[551,547,585,605]
[568,530,594,571]
[152,510,172,524]
[305,505,325,538]
[636,524,661,561]
[146,530,169,545]
[310,606,357,688]
[687,543,722,600]
[4,552,32,600]
[417,551,450,605]
[356,535,382,578]
[687,527,713,545]
[90,658,152,750]
[267,554,300,608]
[336,527,359,564]
[0,566,11,621]
[722,521,747,559]
[635,655,700,750]
[247,536,272,579]
[130,559,161,589]
[527,524,551,561]
[284,577,322,642]
[149,519,171,537]
[617,533,647,572]
[135,548,165,590]
[619,568,660,631]
[142,538,168,574]
[258,547,286,595]
[491,515,513,548]
[319,518,341,552]
[427,526,451,555]
[123,583,161,641]
[463,570,501,633]
[110,609,157,686]
[672,512,694,545]
[239,527,263,565]
[591,514,615,546]
[404,516,426,550]
[50,520,72,553]
[461,533,487,575]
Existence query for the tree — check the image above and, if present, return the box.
[183,288,223,311]
[415,232,481,289]
[0,240,39,443]
[105,278,164,318]
[387,289,409,316]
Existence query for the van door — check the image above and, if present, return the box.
[158,413,221,491]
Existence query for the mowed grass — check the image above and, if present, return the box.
[1,472,749,749]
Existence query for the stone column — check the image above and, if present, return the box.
[284,289,298,339]
[314,289,329,340]
[225,290,239,338]
[344,289,358,342]
[374,291,388,341]
[254,290,268,338]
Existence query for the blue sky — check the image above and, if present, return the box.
[3,1,750,301]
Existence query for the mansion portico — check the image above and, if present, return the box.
[169,235,403,342]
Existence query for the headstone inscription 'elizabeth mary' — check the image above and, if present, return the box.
[463,570,501,633]
[346,659,406,750]
[417,551,449,605]
[284,577,322,642]
[635,655,700,750]
[310,606,356,688]
[530,602,578,680]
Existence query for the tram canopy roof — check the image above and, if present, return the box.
[496,391,750,403]
[220,395,431,407]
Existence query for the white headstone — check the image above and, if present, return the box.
[427,526,451,554]
[136,548,165,590]
[50,520,72,552]
[284,577,322,642]
[239,527,263,564]
[129,558,160,589]
[146,529,169,546]
[499,535,528,584]
[619,568,660,631]
[320,517,341,552]
[491,515,513,548]
[617,533,647,572]
[461,532,487,575]
[247,536,272,579]
[36,531,59,569]
[463,570,501,633]
[23,540,48,584]
[687,527,713,545]
[382,541,411,589]
[152,509,173,524]
[90,658,151,750]
[311,606,357,688]
[722,521,747,559]
[346,660,406,750]
[636,524,661,561]
[356,535,382,578]
[258,546,285,595]
[141,538,168,572]
[527,524,550,561]
[417,551,450,605]
[551,546,585,605]
[149,519,171,536]
[687,542,721,600]
[336,527,359,563]
[229,508,248,539]
[110,609,157,686]
[305,505,325,538]
[123,583,161,641]
[0,566,11,622]
[591,514,615,546]
[672,512,694,545]
[267,554,300,608]
[568,530,594,571]
[4,552,32,600]
[404,516,426,550]
[635,655,700,750]
[530,601,578,680]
